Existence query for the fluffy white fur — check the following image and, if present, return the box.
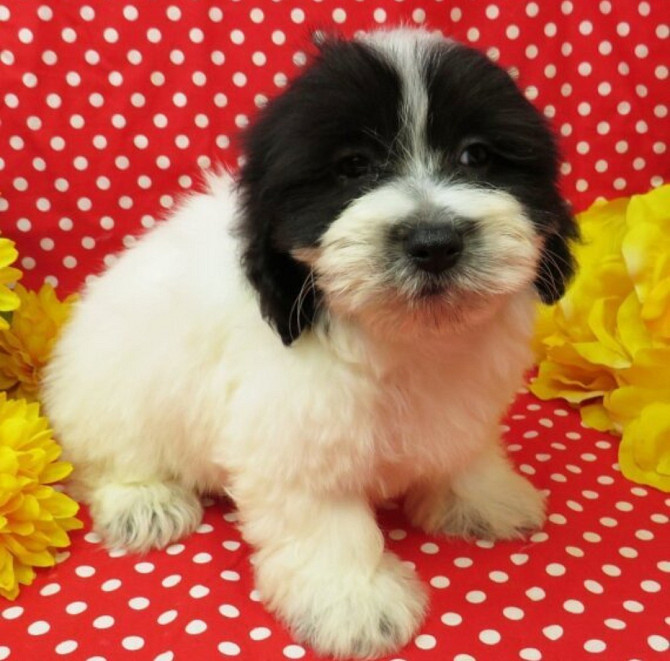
[43,29,556,660]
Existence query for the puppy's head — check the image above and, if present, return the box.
[238,29,577,345]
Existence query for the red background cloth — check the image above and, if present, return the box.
[1,1,669,660]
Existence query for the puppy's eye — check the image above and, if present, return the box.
[458,142,491,168]
[335,153,372,179]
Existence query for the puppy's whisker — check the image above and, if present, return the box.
[290,269,317,339]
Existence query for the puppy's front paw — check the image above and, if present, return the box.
[267,552,427,659]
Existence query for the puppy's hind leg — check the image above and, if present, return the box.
[88,481,203,553]
[405,442,546,541]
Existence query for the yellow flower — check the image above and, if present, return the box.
[532,185,670,491]
[0,392,82,600]
[0,238,22,331]
[0,284,78,401]
[618,402,670,492]
[621,191,670,340]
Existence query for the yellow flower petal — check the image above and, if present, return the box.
[0,393,82,599]
[619,402,670,491]
[0,283,78,401]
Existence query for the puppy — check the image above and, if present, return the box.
[43,28,577,660]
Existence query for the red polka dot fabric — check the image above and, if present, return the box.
[1,2,668,660]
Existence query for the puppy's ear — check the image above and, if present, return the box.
[534,202,579,304]
[241,228,318,346]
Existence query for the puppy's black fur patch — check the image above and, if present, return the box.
[238,39,403,344]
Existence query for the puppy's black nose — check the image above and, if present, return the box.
[404,224,464,274]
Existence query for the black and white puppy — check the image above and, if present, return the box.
[44,28,577,660]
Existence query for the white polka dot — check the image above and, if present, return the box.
[232,72,247,87]
[272,30,286,45]
[525,2,540,16]
[123,5,138,20]
[467,27,480,42]
[190,28,204,43]
[283,645,306,659]
[441,611,463,626]
[454,557,473,568]
[103,27,118,44]
[479,629,501,645]
[2,606,24,620]
[55,640,78,655]
[250,627,271,641]
[546,563,566,577]
[193,552,212,564]
[503,606,525,620]
[412,8,426,23]
[373,8,387,22]
[217,603,240,619]
[623,600,644,613]
[466,590,486,604]
[584,580,604,594]
[250,8,264,23]
[221,570,241,582]
[65,602,87,615]
[218,642,241,656]
[157,610,178,625]
[147,28,162,43]
[489,570,509,583]
[563,599,585,614]
[525,587,546,601]
[122,637,145,651]
[18,27,34,43]
[189,584,209,599]
[129,597,150,610]
[605,618,626,630]
[511,553,529,566]
[430,575,450,589]
[172,92,187,108]
[545,22,558,37]
[641,580,661,593]
[414,634,436,649]
[230,29,245,45]
[619,546,638,558]
[75,565,95,578]
[520,649,542,661]
[486,5,500,19]
[28,621,51,636]
[185,619,207,635]
[154,653,174,661]
[542,625,564,640]
[134,562,154,574]
[648,635,669,653]
[93,615,115,629]
[584,639,607,653]
[617,22,631,37]
[602,564,622,577]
